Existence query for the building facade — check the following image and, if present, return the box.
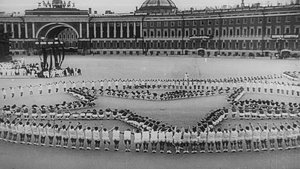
[0,0,300,56]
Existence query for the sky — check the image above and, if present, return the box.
[0,0,292,14]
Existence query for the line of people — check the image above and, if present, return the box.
[1,118,300,154]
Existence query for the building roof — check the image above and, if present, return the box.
[138,0,177,13]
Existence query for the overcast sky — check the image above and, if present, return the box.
[0,0,292,14]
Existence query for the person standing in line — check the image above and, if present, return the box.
[55,124,62,147]
[46,121,55,147]
[39,123,47,146]
[123,128,132,152]
[17,121,25,144]
[199,127,207,153]
[207,128,215,153]
[158,128,166,153]
[85,125,93,150]
[134,129,142,152]
[150,126,158,153]
[237,125,245,152]
[215,128,223,153]
[93,126,101,150]
[112,126,121,151]
[142,128,150,153]
[268,125,278,151]
[102,127,110,151]
[183,128,191,154]
[165,128,173,154]
[32,122,40,145]
[222,128,230,152]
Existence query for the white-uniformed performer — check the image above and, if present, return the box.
[69,124,78,149]
[259,124,268,151]
[230,127,238,152]
[25,121,33,144]
[85,126,93,150]
[268,125,278,150]
[158,128,166,153]
[39,84,43,95]
[102,127,110,151]
[173,128,182,154]
[142,128,150,152]
[134,129,142,152]
[252,125,261,152]
[207,128,215,153]
[46,123,55,147]
[77,125,85,149]
[150,127,158,153]
[199,128,207,153]
[112,126,121,151]
[191,127,198,153]
[123,129,132,152]
[237,126,245,152]
[93,126,101,150]
[183,128,191,154]
[165,128,173,154]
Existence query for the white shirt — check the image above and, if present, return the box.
[92,130,100,140]
[112,130,120,140]
[150,130,158,141]
[142,131,150,142]
[85,129,92,139]
[124,130,131,140]
[158,131,166,142]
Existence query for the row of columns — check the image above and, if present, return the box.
[79,21,143,39]
[2,22,33,39]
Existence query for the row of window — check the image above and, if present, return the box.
[145,16,300,27]
[143,27,300,38]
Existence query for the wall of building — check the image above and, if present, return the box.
[0,5,300,56]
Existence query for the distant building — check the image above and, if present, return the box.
[0,0,299,56]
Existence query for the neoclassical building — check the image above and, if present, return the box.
[0,0,300,56]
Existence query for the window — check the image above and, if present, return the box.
[267,17,271,23]
[185,21,189,26]
[164,21,168,27]
[164,30,168,37]
[207,28,211,35]
[250,42,253,49]
[229,19,234,25]
[177,30,181,37]
[178,21,182,26]
[208,20,212,25]
[243,41,246,48]
[243,28,247,36]
[171,21,175,27]
[193,20,197,26]
[185,30,189,37]
[215,29,219,36]
[215,20,219,25]
[250,28,254,36]
[257,28,262,36]
[243,18,247,24]
[223,19,227,25]
[222,28,227,36]
[285,27,290,34]
[193,29,197,35]
[285,16,290,22]
[236,28,240,36]
[295,28,300,34]
[150,30,154,37]
[229,28,233,36]
[258,17,263,23]
[200,29,204,35]
[143,31,147,37]
[157,22,161,27]
[200,20,205,25]
[235,42,239,49]
[150,22,154,27]
[157,30,161,37]
[266,42,270,49]
[250,18,255,24]
[276,17,281,23]
[171,30,175,37]
[297,16,300,22]
[236,19,240,24]
[276,27,281,34]
[267,27,271,35]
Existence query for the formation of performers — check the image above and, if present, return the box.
[40,67,82,78]
[102,87,232,101]
[0,61,40,77]
[0,116,300,154]
[283,71,300,81]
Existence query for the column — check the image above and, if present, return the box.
[100,22,103,38]
[107,22,110,38]
[133,22,136,37]
[32,22,35,38]
[86,22,89,38]
[79,22,82,38]
[120,22,123,38]
[127,22,130,38]
[18,23,21,38]
[140,21,143,38]
[94,22,96,38]
[11,23,14,38]
[4,23,7,33]
[25,23,28,38]
[113,22,116,38]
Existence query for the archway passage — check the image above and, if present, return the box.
[36,23,79,50]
